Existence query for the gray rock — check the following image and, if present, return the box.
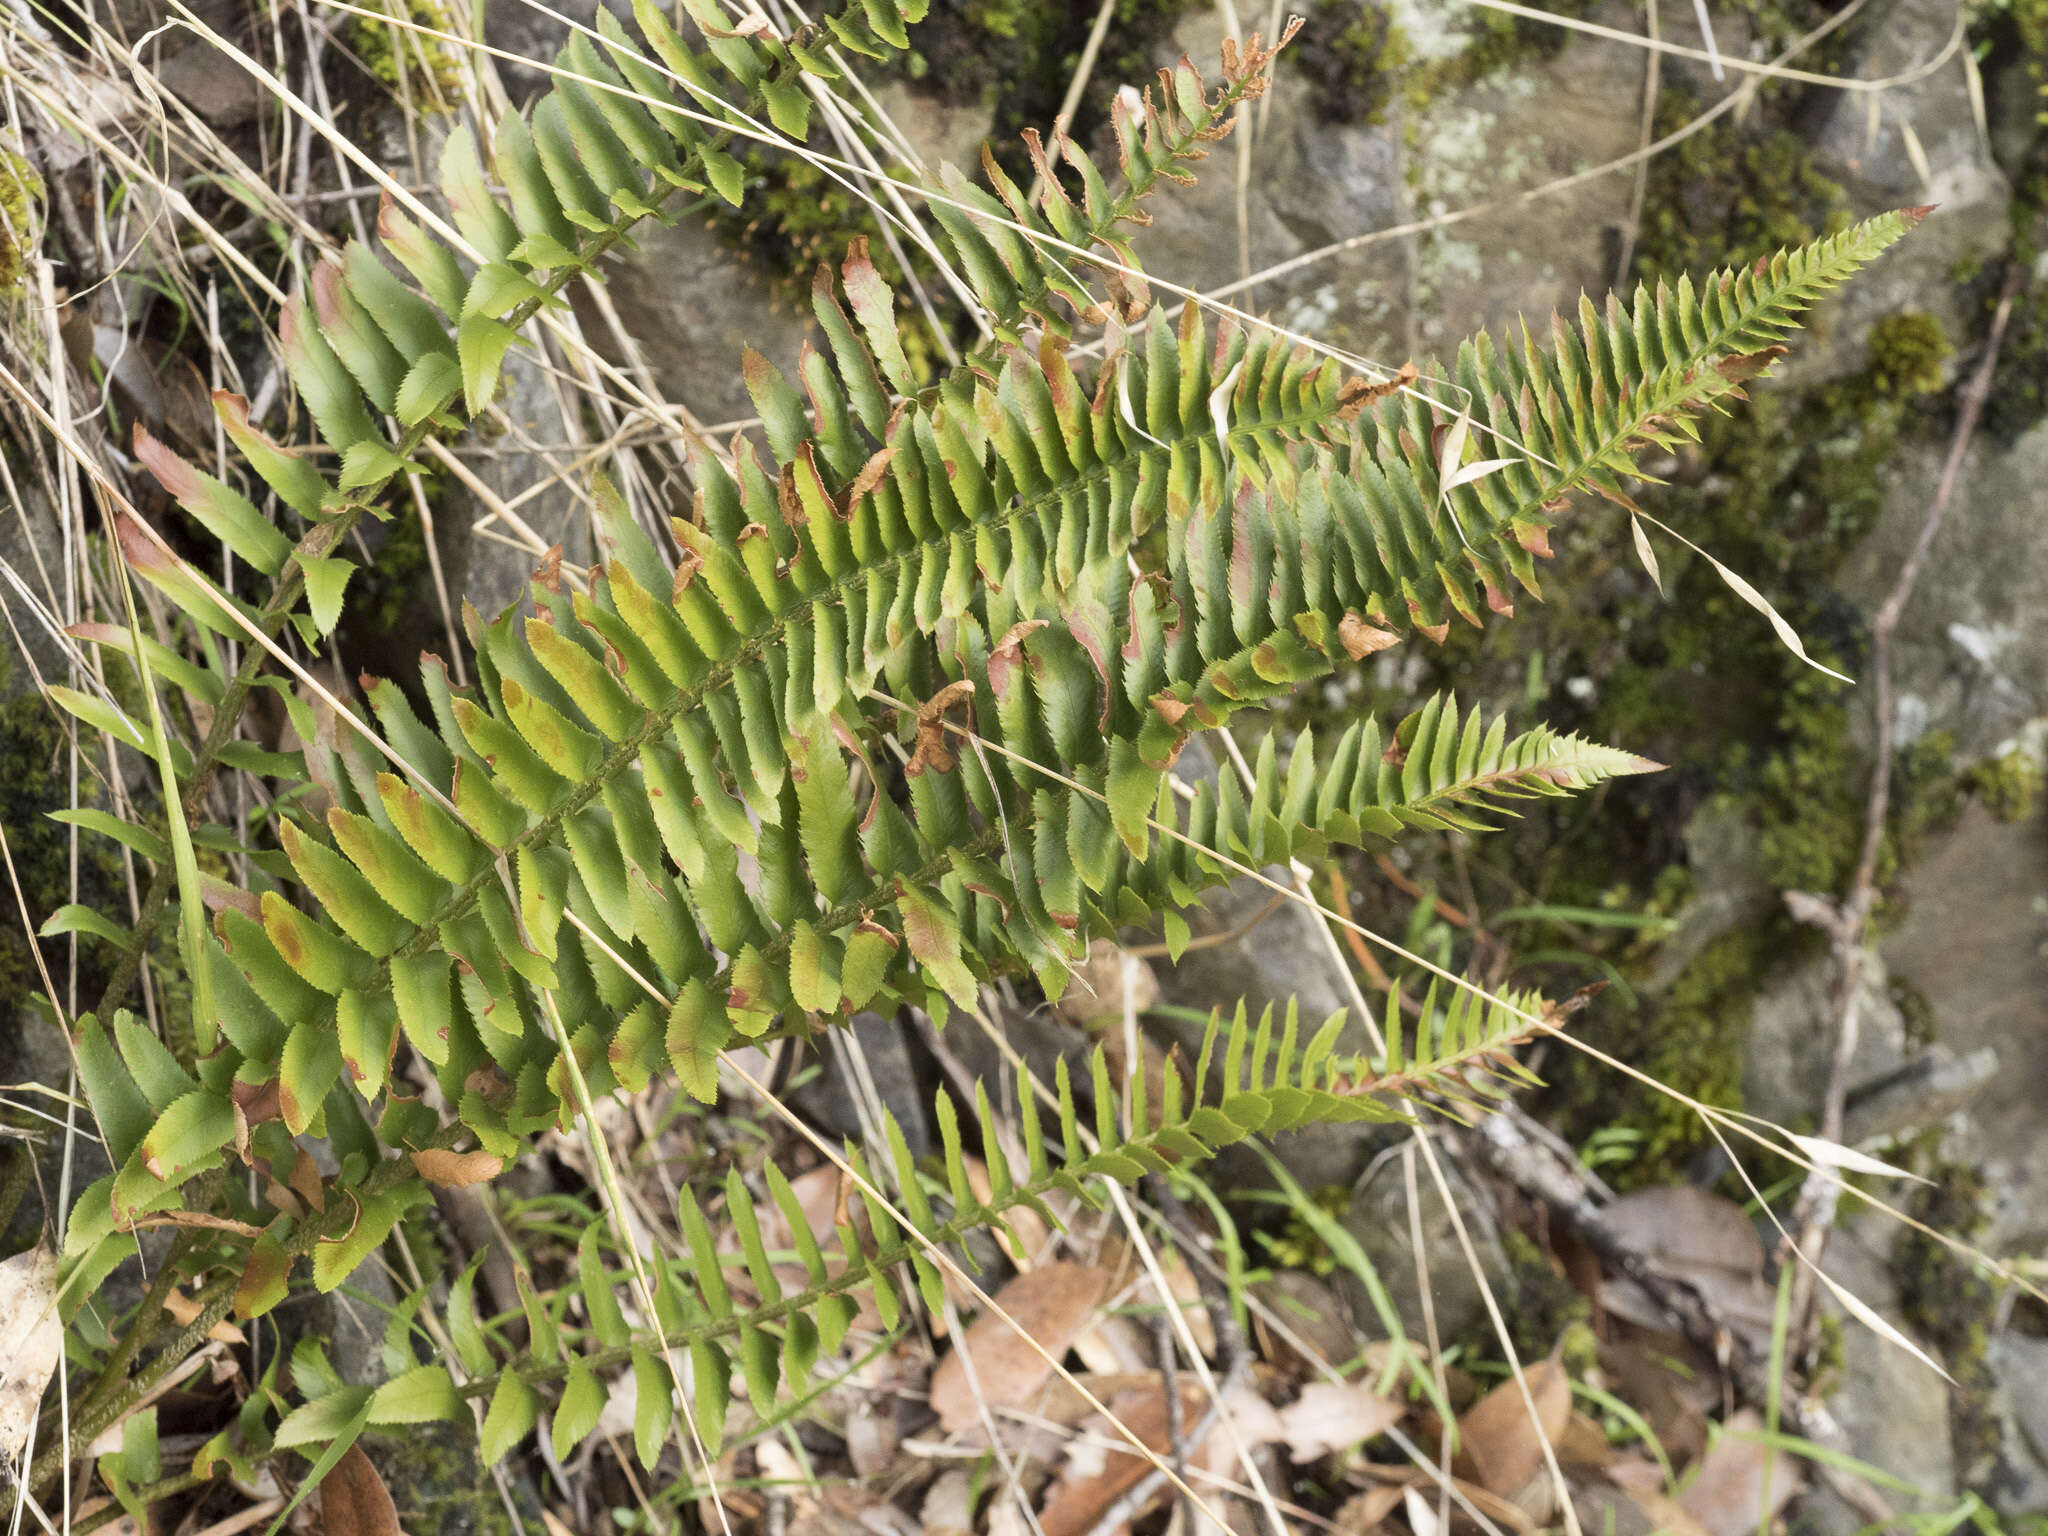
[1337,1149,1513,1347]
[584,210,817,429]
[485,0,634,104]
[1744,945,1913,1133]
[1843,1043,1998,1148]
[1799,0,2011,379]
[322,1256,401,1390]
[1800,1221,1956,1536]
[438,350,592,624]
[1988,1333,2048,1515]
[788,1010,934,1156]
[1138,1,1645,366]
[1879,797,2048,1252]
[1843,423,2048,762]
[1650,799,1777,989]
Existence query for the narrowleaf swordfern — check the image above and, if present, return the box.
[33,0,1922,1489]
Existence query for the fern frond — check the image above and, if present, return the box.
[82,214,1914,1238]
[249,990,1540,1471]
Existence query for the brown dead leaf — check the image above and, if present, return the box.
[318,1444,401,1536]
[1598,1187,1776,1351]
[1595,1339,1710,1464]
[1251,1271,1360,1380]
[0,1244,62,1475]
[1355,1462,1538,1535]
[1602,1188,1762,1274]
[1151,1246,1215,1359]
[921,1468,976,1536]
[410,1147,506,1188]
[1333,1484,1407,1534]
[291,1146,327,1212]
[845,1401,898,1478]
[1453,1358,1571,1496]
[1338,612,1402,658]
[1675,1410,1803,1536]
[1335,363,1418,422]
[930,1262,1111,1432]
[1195,1382,1285,1477]
[1030,1370,1164,1427]
[159,1287,247,1345]
[1036,1376,1210,1536]
[1602,1452,1666,1497]
[1620,1484,1715,1536]
[905,679,976,776]
[1557,1411,1614,1468]
[1277,1381,1403,1462]
[1602,1448,1712,1536]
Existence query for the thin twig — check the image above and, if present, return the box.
[1782,262,2025,1337]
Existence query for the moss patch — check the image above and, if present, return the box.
[1965,747,2044,823]
[1865,311,1954,397]
[1565,926,1777,1187]
[1633,94,1850,289]
[347,0,465,108]
[705,0,1208,343]
[0,143,44,293]
[1298,0,1413,123]
[1496,1228,1592,1362]
[1294,0,1598,126]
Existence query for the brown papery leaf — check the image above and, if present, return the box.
[1333,1484,1407,1535]
[1277,1380,1404,1462]
[1676,1409,1804,1536]
[905,679,977,776]
[1355,1463,1539,1536]
[1036,1376,1211,1536]
[1452,1357,1571,1496]
[0,1245,62,1475]
[929,1262,1111,1432]
[319,1444,402,1536]
[411,1148,506,1188]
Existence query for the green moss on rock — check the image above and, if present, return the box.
[1295,0,1594,126]
[1966,748,2044,823]
[1299,0,1412,122]
[1496,1227,1592,1362]
[348,0,465,106]
[0,144,44,293]
[1865,312,1953,398]
[1620,927,1768,1185]
[1633,96,1849,288]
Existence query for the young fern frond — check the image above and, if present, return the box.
[245,992,1543,1472]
